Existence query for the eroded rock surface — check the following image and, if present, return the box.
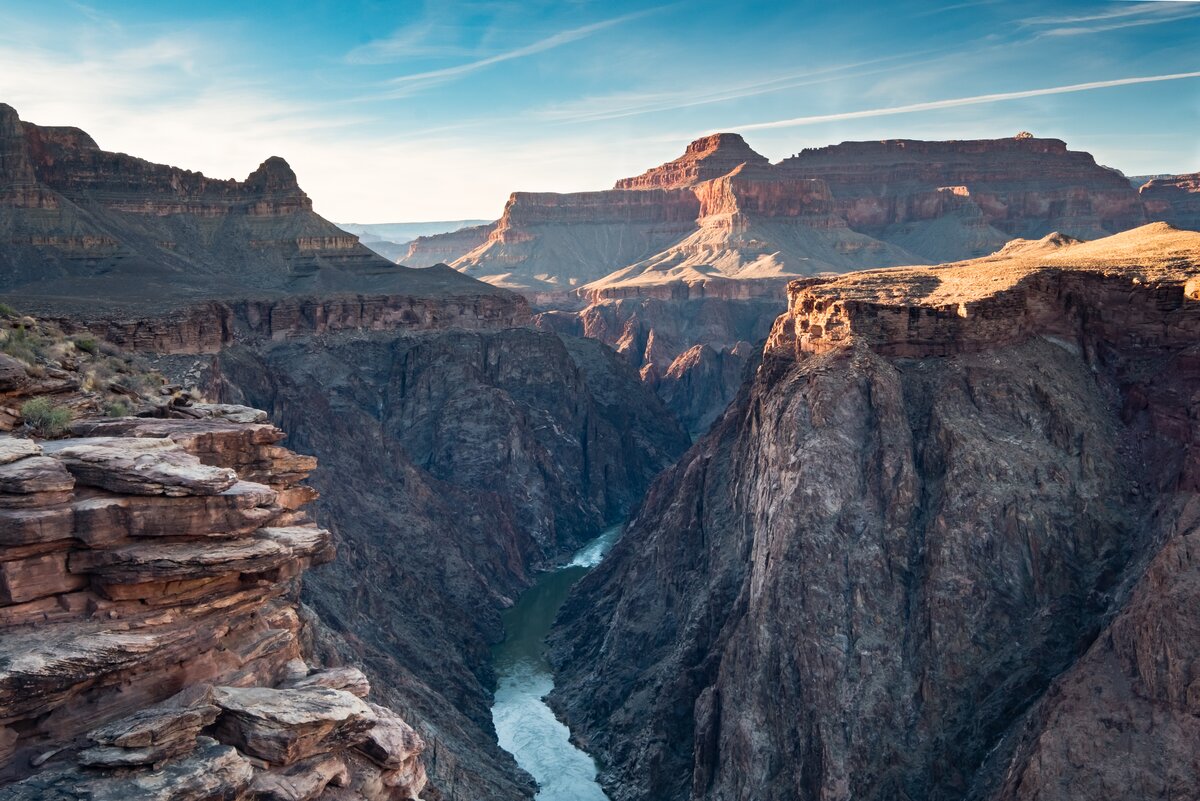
[0,414,427,800]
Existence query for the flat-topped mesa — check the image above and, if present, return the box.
[778,135,1147,238]
[1139,172,1200,231]
[767,223,1200,359]
[0,411,428,799]
[615,132,771,190]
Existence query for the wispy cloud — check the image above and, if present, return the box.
[532,49,951,124]
[1023,1,1200,36]
[732,71,1200,131]
[377,8,664,96]
[344,21,481,64]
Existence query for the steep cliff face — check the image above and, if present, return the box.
[778,137,1147,256]
[449,189,702,295]
[1139,172,1200,232]
[181,326,688,801]
[0,403,427,800]
[550,223,1200,801]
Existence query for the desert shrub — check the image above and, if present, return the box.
[0,302,15,317]
[73,336,99,355]
[104,398,133,418]
[20,397,74,436]
[0,326,41,364]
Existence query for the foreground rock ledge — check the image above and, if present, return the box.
[0,410,427,800]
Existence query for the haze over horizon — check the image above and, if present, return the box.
[1,0,1196,222]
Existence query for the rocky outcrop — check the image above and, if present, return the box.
[0,411,427,800]
[154,325,689,801]
[549,223,1200,801]
[1139,172,1200,232]
[615,134,771,191]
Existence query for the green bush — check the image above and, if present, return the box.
[104,398,133,418]
[20,397,74,437]
[0,302,15,318]
[0,326,40,364]
[73,336,99,355]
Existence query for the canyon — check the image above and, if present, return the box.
[3,93,1200,801]
[549,222,1200,801]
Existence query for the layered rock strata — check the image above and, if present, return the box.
[550,223,1200,801]
[0,412,426,800]
[778,137,1148,255]
[1139,172,1200,232]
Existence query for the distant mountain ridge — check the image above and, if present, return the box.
[0,103,509,317]
[408,133,1198,298]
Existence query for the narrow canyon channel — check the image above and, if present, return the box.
[490,525,622,801]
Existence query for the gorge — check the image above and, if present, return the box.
[1,89,1199,801]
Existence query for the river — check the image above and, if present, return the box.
[490,524,621,801]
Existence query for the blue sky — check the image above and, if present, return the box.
[1,0,1197,221]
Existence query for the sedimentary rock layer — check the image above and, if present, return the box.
[550,223,1200,801]
[0,409,427,800]
[1139,172,1200,232]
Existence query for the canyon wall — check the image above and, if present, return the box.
[403,225,495,269]
[778,136,1148,248]
[549,223,1200,801]
[1139,172,1200,232]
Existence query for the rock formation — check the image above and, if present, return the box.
[1138,172,1200,232]
[549,223,1200,801]
[778,137,1148,260]
[0,404,427,800]
[420,133,1181,435]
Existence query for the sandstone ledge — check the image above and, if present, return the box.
[0,414,427,800]
[767,223,1200,358]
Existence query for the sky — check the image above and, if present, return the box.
[0,0,1197,222]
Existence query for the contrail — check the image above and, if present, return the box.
[734,71,1200,131]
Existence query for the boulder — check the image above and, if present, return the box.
[281,667,370,699]
[77,697,221,767]
[0,739,253,801]
[355,703,424,772]
[0,437,39,465]
[43,437,237,496]
[212,686,377,766]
